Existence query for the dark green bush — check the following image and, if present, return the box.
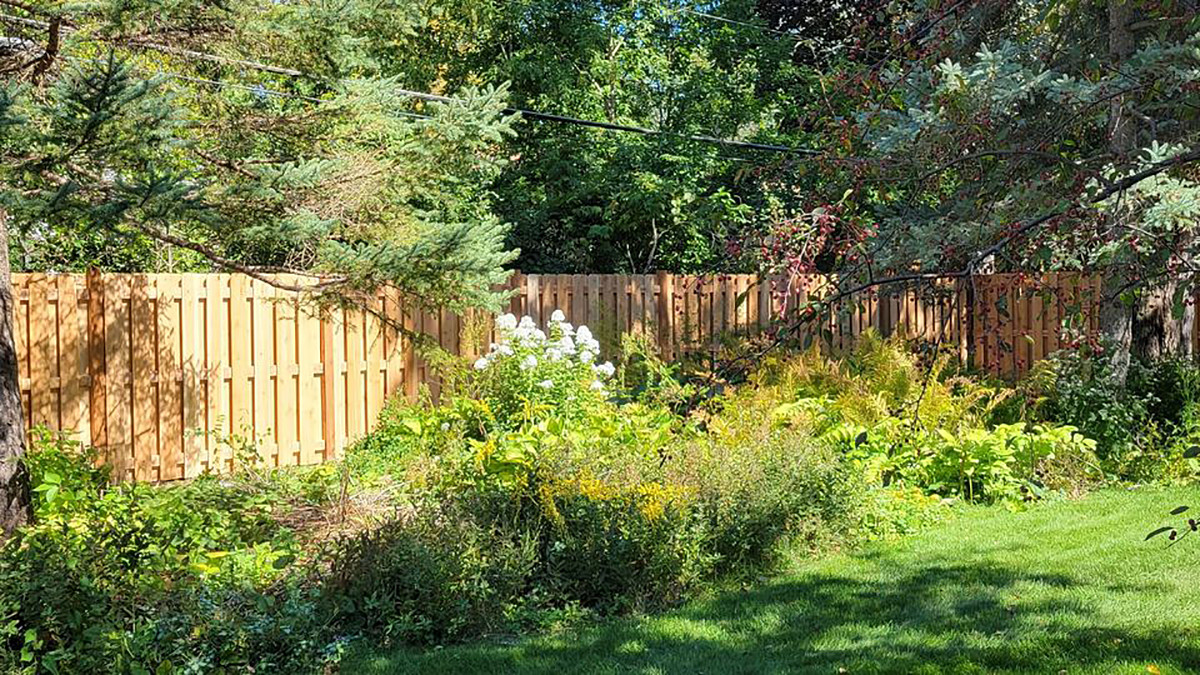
[1032,350,1200,480]
[0,432,326,674]
[324,495,538,645]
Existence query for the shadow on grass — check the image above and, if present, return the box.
[361,559,1200,674]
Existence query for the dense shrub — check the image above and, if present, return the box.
[1030,349,1200,481]
[0,432,325,674]
[324,494,538,644]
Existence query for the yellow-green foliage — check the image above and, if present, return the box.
[709,331,1098,505]
[709,332,1010,454]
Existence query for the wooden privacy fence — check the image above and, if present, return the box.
[12,271,1105,482]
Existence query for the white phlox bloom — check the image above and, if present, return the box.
[579,350,595,364]
[496,314,518,331]
[519,315,536,329]
[575,325,593,342]
[550,309,566,322]
[520,354,538,370]
[497,344,514,356]
[593,361,616,378]
[590,380,604,391]
[473,357,489,370]
[538,379,554,389]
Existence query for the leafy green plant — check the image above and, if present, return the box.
[0,434,320,674]
[22,428,109,516]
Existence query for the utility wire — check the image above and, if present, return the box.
[2,11,817,155]
[386,83,813,153]
[675,7,803,41]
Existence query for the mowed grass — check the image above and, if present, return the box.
[346,486,1200,674]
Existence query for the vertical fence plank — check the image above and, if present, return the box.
[104,275,132,480]
[525,275,541,325]
[320,313,338,461]
[570,275,585,329]
[1045,272,1061,356]
[697,276,711,351]
[130,276,156,482]
[364,297,385,431]
[204,274,229,473]
[335,307,351,454]
[28,274,55,430]
[383,292,403,400]
[418,308,438,401]
[745,276,759,334]
[345,307,366,444]
[297,299,323,466]
[630,275,645,336]
[228,275,253,448]
[678,275,690,355]
[156,275,184,481]
[971,276,984,372]
[252,280,277,466]
[1031,277,1046,367]
[86,271,107,456]
[1014,281,1028,376]
[678,276,693,350]
[181,275,205,478]
[57,275,88,443]
[402,301,418,402]
[656,272,673,361]
[508,273,525,317]
[715,275,724,338]
[276,281,300,467]
[617,274,630,338]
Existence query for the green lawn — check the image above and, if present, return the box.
[346,486,1200,674]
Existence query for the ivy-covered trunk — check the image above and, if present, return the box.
[0,209,30,536]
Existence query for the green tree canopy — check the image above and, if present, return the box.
[1,0,519,313]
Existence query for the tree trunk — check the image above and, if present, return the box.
[1134,276,1195,361]
[1098,0,1196,377]
[0,209,30,536]
[1099,0,1138,382]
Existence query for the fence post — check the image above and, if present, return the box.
[86,270,107,455]
[656,271,673,361]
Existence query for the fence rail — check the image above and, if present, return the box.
[11,271,1106,482]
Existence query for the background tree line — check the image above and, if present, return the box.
[3,0,879,275]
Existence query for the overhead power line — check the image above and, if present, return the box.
[2,11,818,156]
[675,7,803,41]
[385,83,813,153]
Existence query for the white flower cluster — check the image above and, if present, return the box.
[471,311,615,392]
